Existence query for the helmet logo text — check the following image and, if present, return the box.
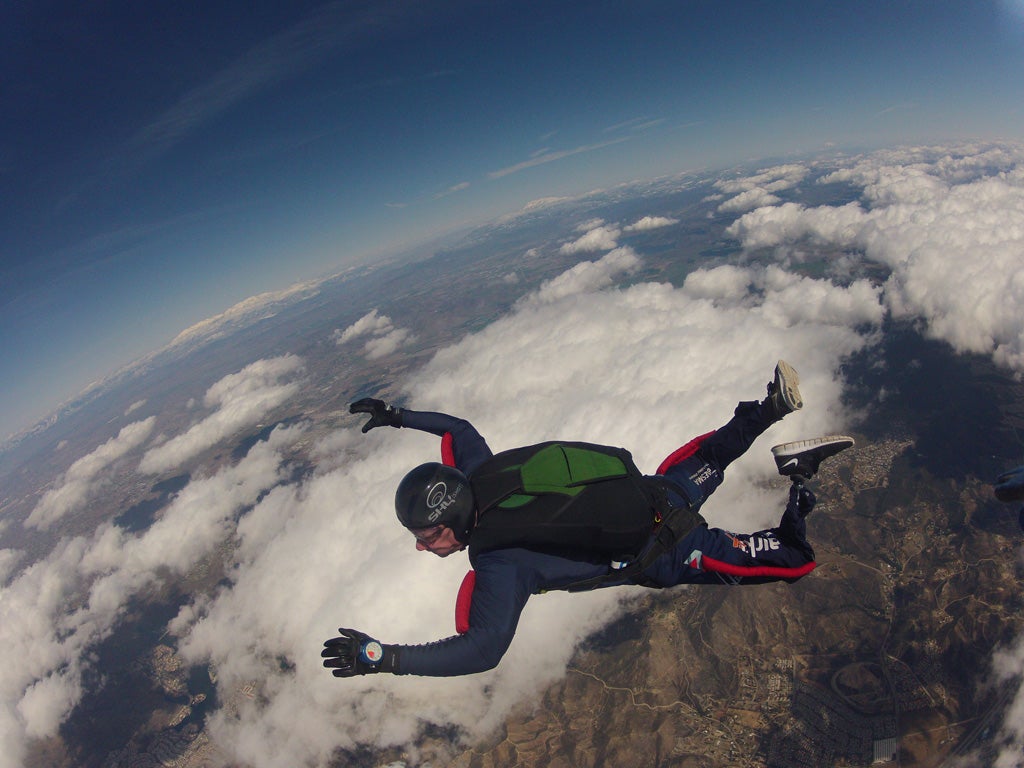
[425,481,463,522]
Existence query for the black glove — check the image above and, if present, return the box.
[788,484,816,518]
[995,466,1024,503]
[349,398,403,433]
[322,628,400,677]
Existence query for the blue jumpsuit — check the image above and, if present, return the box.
[393,401,815,676]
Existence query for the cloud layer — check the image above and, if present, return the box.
[25,417,156,530]
[334,309,416,360]
[726,144,1024,371]
[2,428,296,765]
[722,142,1024,767]
[164,253,880,767]
[713,163,809,213]
[4,143,1024,768]
[138,355,304,474]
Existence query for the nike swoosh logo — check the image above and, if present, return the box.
[781,458,800,469]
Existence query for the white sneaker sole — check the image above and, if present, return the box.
[771,436,855,476]
[775,360,803,411]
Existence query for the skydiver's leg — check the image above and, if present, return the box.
[662,400,790,503]
[695,399,777,472]
[698,360,803,470]
[661,361,802,503]
[640,487,816,587]
[772,483,816,561]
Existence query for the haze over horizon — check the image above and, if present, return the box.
[5,0,1024,441]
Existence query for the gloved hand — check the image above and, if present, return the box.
[994,466,1024,503]
[349,398,403,433]
[788,483,816,518]
[322,628,399,677]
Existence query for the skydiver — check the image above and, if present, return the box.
[322,361,853,678]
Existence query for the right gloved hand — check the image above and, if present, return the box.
[995,466,1024,503]
[321,628,400,676]
[349,398,403,433]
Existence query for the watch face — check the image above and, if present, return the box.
[362,641,384,664]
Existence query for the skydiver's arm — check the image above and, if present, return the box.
[349,400,493,473]
[399,409,493,475]
[392,553,533,676]
[324,550,615,678]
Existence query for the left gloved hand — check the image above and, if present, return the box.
[322,628,399,677]
[994,466,1024,503]
[349,398,403,433]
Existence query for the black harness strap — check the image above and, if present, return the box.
[562,474,706,592]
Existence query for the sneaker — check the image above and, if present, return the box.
[771,435,855,480]
[765,360,803,419]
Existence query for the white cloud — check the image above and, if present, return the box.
[523,247,641,306]
[714,163,808,215]
[487,138,628,179]
[25,417,156,530]
[168,282,321,351]
[575,218,606,232]
[138,356,304,474]
[335,309,416,359]
[624,215,678,231]
[0,428,298,768]
[334,309,394,344]
[726,143,1024,373]
[558,224,621,254]
[364,328,416,360]
[682,264,885,330]
[520,196,571,213]
[124,399,146,416]
[992,633,1024,767]
[434,181,470,199]
[0,550,23,585]
[715,163,809,195]
[717,188,781,213]
[603,116,664,134]
[726,200,865,249]
[681,263,756,300]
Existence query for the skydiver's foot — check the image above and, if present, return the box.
[772,435,855,481]
[789,484,816,519]
[764,360,803,420]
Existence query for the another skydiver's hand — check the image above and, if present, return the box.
[994,466,1024,503]
[349,398,403,433]
[788,483,816,518]
[322,628,400,676]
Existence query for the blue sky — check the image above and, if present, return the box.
[3,0,1024,442]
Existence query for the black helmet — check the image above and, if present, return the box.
[395,463,476,542]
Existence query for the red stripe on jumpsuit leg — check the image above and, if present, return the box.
[697,555,817,579]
